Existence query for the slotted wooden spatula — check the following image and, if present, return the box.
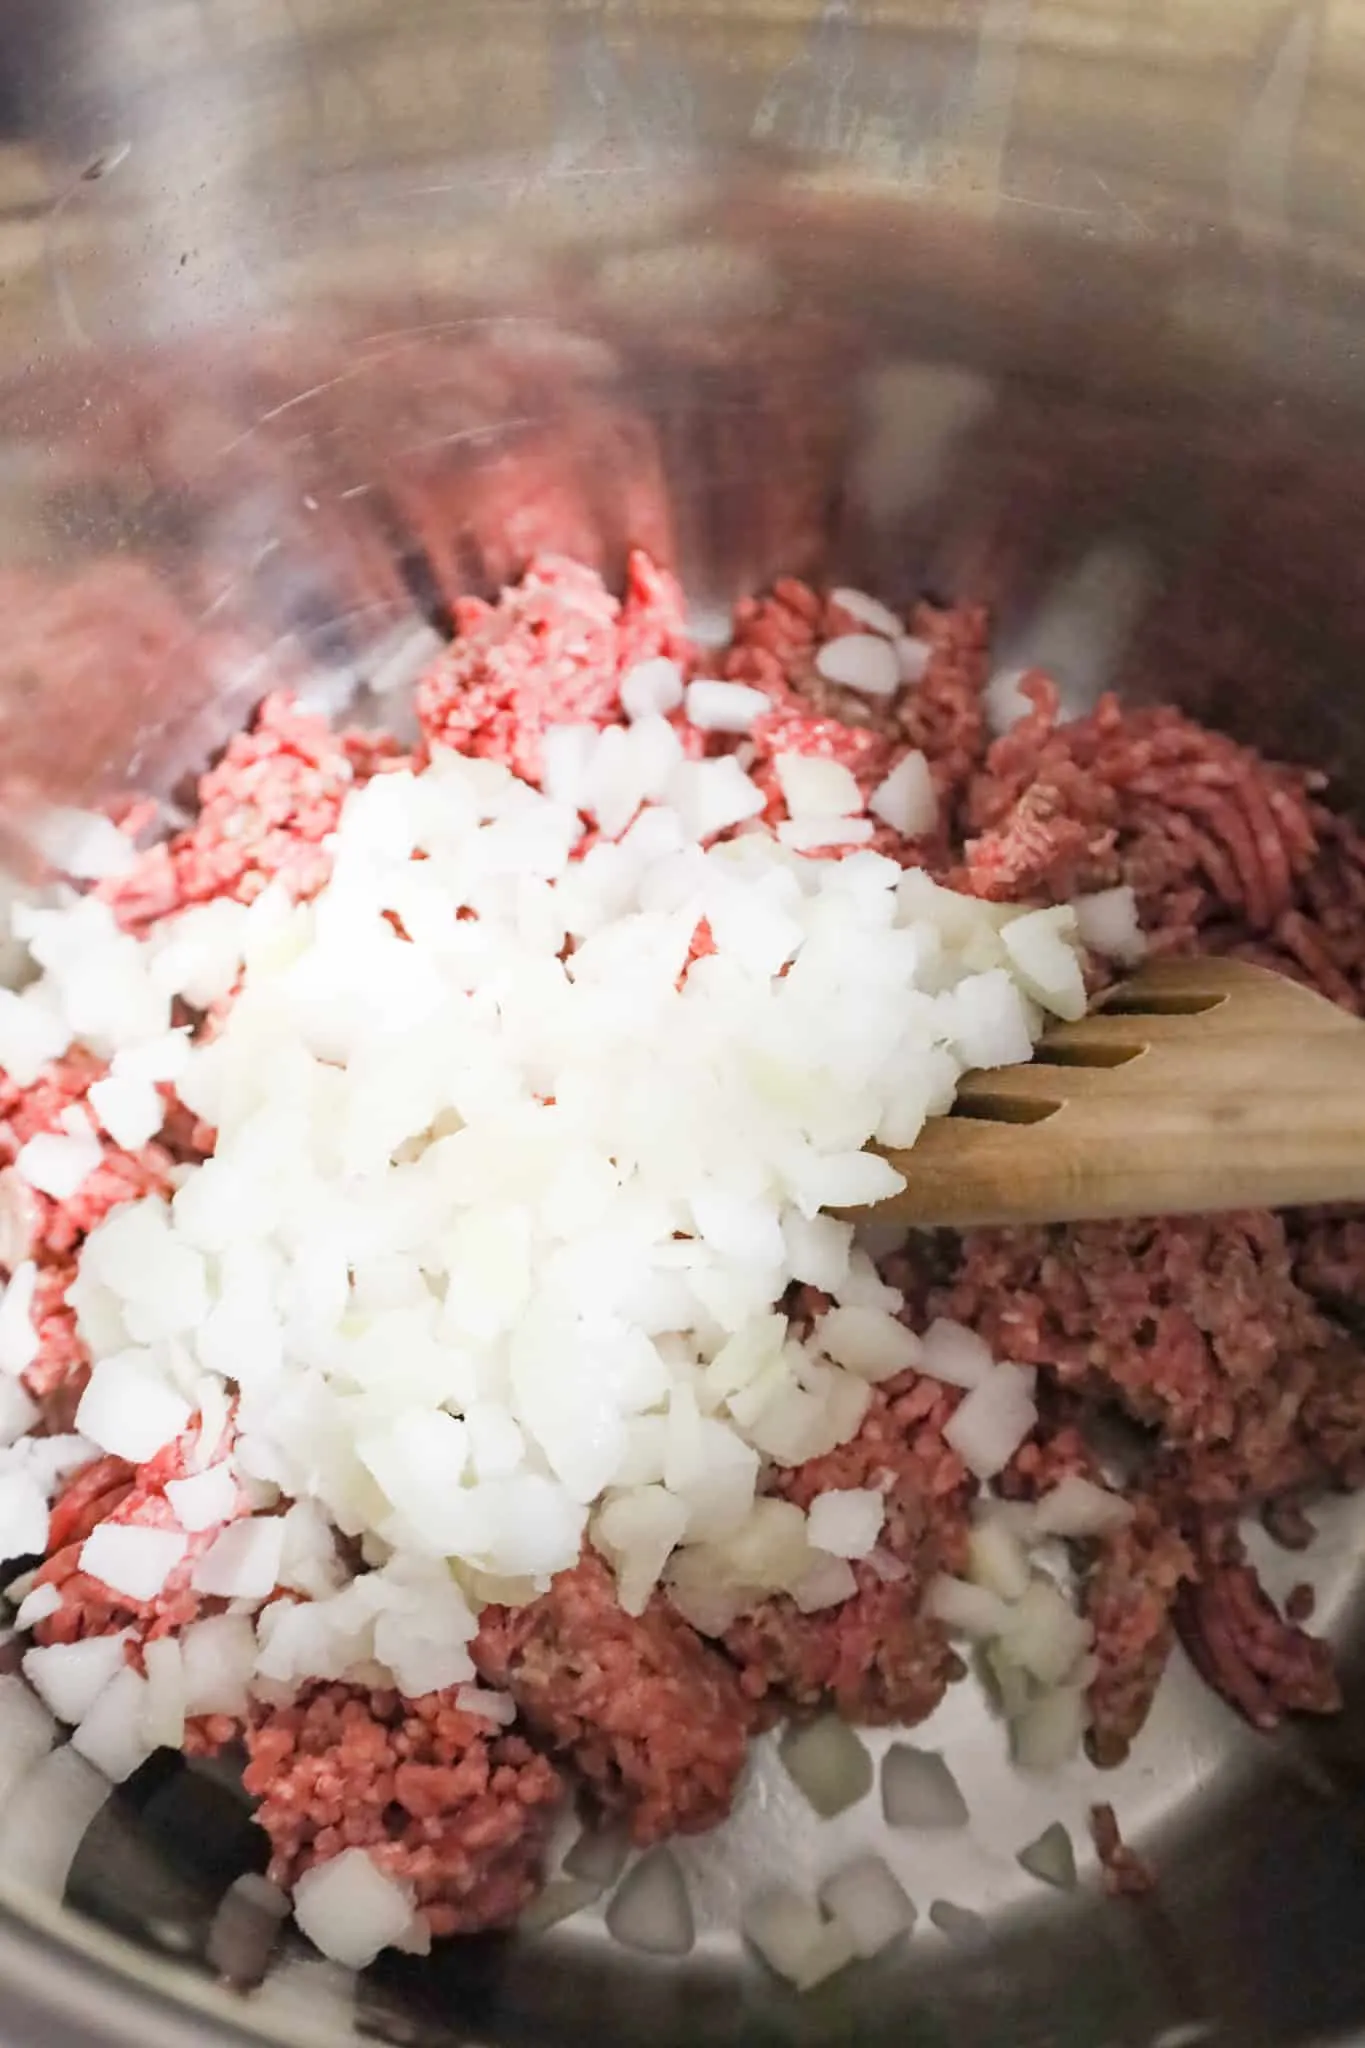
[866,957,1365,1229]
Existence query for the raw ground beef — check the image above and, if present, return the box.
[10,547,1365,1941]
[723,1367,974,1724]
[471,1551,754,1845]
[1089,1801,1155,1897]
[242,1683,564,1936]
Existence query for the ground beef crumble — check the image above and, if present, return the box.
[471,1551,754,1845]
[242,1683,564,1936]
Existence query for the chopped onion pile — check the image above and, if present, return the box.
[0,675,1111,1972]
[923,1480,1127,1766]
[0,734,1087,1749]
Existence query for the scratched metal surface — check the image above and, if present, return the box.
[0,3,1364,2045]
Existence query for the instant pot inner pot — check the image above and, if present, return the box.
[1,4,1365,2046]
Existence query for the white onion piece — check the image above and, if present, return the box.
[1016,1821,1078,1890]
[75,1354,192,1465]
[454,1684,516,1727]
[869,752,937,838]
[1073,885,1145,965]
[774,753,862,819]
[180,1613,256,1717]
[80,1524,187,1603]
[14,1581,61,1631]
[605,1848,694,1957]
[0,1743,109,1895]
[1002,906,1087,1022]
[920,1319,994,1391]
[24,1633,132,1725]
[815,1306,921,1383]
[967,1518,1032,1602]
[776,816,874,853]
[72,1665,154,1783]
[293,1850,418,1968]
[815,635,900,698]
[620,659,684,720]
[791,1552,858,1614]
[895,636,931,684]
[563,1825,630,1889]
[1011,1685,1088,1770]
[0,1262,39,1376]
[927,1572,1014,1640]
[191,1516,284,1600]
[1031,1476,1134,1540]
[780,1715,873,1818]
[207,1873,291,1984]
[942,1366,1038,1480]
[881,1744,969,1831]
[165,1463,239,1534]
[743,1887,856,1992]
[928,1899,988,1948]
[87,1075,164,1152]
[28,807,136,882]
[141,1636,186,1752]
[830,588,902,639]
[0,1471,47,1567]
[806,1488,884,1560]
[14,1131,102,1201]
[0,1673,55,1803]
[518,1877,604,1935]
[819,1855,916,1958]
[998,1579,1093,1687]
[864,1545,908,1584]
[684,681,769,733]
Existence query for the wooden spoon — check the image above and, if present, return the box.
[865,957,1365,1229]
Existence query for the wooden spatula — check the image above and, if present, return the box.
[866,957,1365,1229]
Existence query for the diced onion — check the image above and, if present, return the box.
[292,1850,419,1968]
[818,1855,915,1958]
[881,1744,969,1831]
[685,681,769,733]
[816,1306,922,1383]
[806,1488,884,1560]
[829,589,902,639]
[928,1899,988,1948]
[869,752,937,838]
[1011,1685,1089,1771]
[967,1518,1032,1602]
[605,1848,694,1957]
[815,635,900,698]
[927,1572,1013,1640]
[942,1366,1038,1480]
[997,1578,1093,1687]
[1031,1476,1134,1540]
[779,1715,873,1818]
[920,1319,995,1391]
[743,1887,856,1992]
[1016,1821,1078,1890]
[0,1743,109,1896]
[71,1665,154,1783]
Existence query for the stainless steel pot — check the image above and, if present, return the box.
[0,2,1364,2043]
